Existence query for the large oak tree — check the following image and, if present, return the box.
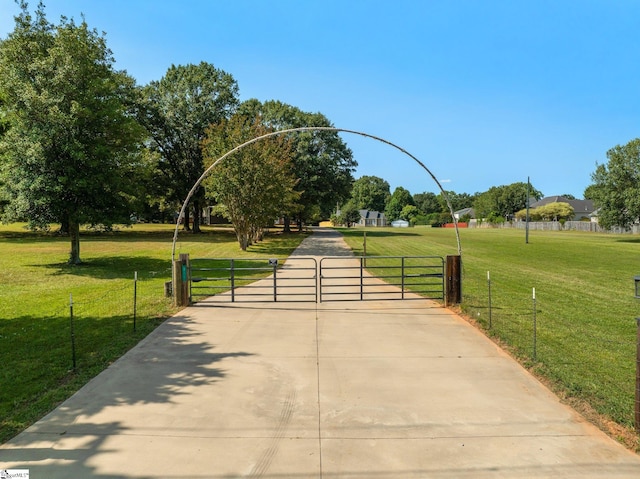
[473,182,542,220]
[0,2,144,264]
[385,186,414,221]
[588,138,640,229]
[139,62,239,233]
[349,175,390,212]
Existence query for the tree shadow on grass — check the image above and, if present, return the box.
[37,256,173,280]
[0,226,239,244]
[615,237,640,244]
[0,225,307,245]
[339,229,421,238]
[0,314,254,477]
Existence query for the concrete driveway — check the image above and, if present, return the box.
[2,228,640,478]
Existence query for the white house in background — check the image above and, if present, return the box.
[358,209,387,227]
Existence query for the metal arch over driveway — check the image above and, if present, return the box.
[171,127,461,260]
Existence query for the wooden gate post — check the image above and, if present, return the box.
[172,258,184,307]
[172,258,183,307]
[179,253,190,306]
[445,255,462,306]
[172,253,190,307]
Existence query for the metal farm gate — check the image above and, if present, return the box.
[188,256,444,304]
[319,256,444,302]
[189,257,318,303]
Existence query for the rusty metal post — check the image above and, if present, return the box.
[445,255,461,306]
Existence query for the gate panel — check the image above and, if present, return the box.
[189,256,444,303]
[319,256,444,302]
[190,257,317,303]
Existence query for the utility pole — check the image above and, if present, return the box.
[526,176,531,244]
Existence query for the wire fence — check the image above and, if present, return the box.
[459,272,638,430]
[469,220,640,234]
[4,272,175,375]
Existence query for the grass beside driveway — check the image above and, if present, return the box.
[0,223,307,443]
[340,226,640,447]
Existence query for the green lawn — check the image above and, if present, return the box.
[340,226,640,440]
[0,223,307,443]
[3,222,639,447]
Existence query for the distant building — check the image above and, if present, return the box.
[391,219,409,227]
[358,209,387,227]
[530,196,595,221]
[454,207,475,220]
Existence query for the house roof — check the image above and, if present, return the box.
[454,207,475,217]
[530,196,595,214]
[359,209,385,219]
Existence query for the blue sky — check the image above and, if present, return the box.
[2,0,639,198]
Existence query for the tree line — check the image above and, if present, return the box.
[0,3,356,262]
[2,4,638,265]
[337,140,640,230]
[333,176,545,227]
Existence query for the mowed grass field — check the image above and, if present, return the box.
[340,226,640,444]
[2,223,639,447]
[0,223,308,443]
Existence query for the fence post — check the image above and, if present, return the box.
[487,271,492,329]
[635,317,640,433]
[230,259,235,303]
[271,258,278,302]
[532,288,537,361]
[69,293,77,371]
[179,253,190,305]
[360,257,364,300]
[172,258,184,307]
[445,255,461,306]
[363,231,367,268]
[133,271,137,332]
[401,257,405,300]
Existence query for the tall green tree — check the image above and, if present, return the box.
[139,62,239,233]
[384,186,414,221]
[0,92,9,215]
[473,182,542,220]
[515,202,574,221]
[0,2,144,264]
[588,138,640,229]
[413,191,440,215]
[350,175,390,212]
[438,191,476,214]
[237,99,356,230]
[203,112,300,250]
